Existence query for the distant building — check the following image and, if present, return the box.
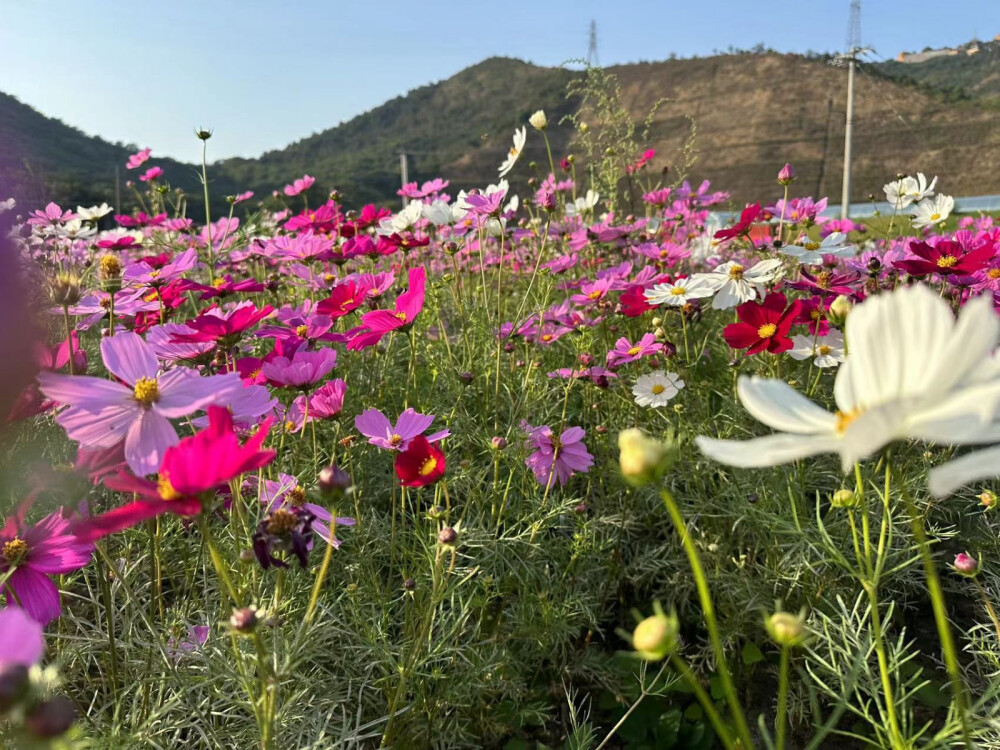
[896,36,991,63]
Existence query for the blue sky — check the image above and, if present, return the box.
[2,0,998,163]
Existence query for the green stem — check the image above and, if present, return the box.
[659,488,754,749]
[199,514,242,608]
[776,647,790,750]
[200,139,214,284]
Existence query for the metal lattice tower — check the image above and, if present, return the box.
[846,0,861,53]
[587,20,600,67]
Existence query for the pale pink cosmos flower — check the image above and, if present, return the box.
[126,147,152,170]
[606,333,664,368]
[283,175,316,197]
[37,332,243,475]
[261,348,337,389]
[355,407,449,451]
[522,422,594,488]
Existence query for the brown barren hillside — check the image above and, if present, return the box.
[608,54,1000,204]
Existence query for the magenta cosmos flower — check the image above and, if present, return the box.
[1,509,93,624]
[347,267,426,351]
[284,174,315,197]
[523,423,594,488]
[38,332,243,475]
[261,348,337,389]
[355,407,449,451]
[606,333,664,368]
[0,606,45,665]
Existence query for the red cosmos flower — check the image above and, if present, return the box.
[316,281,364,319]
[394,436,445,487]
[619,284,657,317]
[714,203,761,242]
[723,293,802,355]
[75,407,276,542]
[894,239,995,277]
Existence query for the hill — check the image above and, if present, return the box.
[873,38,1000,102]
[4,52,1000,214]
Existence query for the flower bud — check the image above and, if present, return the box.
[954,551,979,577]
[491,436,507,450]
[0,664,29,710]
[829,295,852,326]
[766,610,808,647]
[317,465,352,499]
[529,110,547,130]
[651,317,663,328]
[437,527,458,547]
[98,254,122,282]
[195,128,213,141]
[50,271,81,306]
[631,604,679,661]
[239,548,256,564]
[25,695,76,739]
[777,163,796,186]
[831,488,857,508]
[403,577,416,592]
[578,122,589,134]
[618,428,674,487]
[230,607,259,633]
[979,490,996,510]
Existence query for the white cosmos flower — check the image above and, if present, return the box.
[696,284,1000,472]
[780,232,856,265]
[644,276,717,306]
[565,189,600,218]
[76,202,113,221]
[883,173,937,210]
[910,194,954,229]
[633,372,685,407]
[692,258,783,310]
[422,200,454,226]
[788,331,845,368]
[380,201,424,235]
[56,219,97,241]
[498,126,527,177]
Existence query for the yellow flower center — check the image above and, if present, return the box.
[818,345,832,355]
[670,286,687,296]
[651,384,666,394]
[295,324,309,337]
[930,213,941,222]
[419,456,439,476]
[99,297,112,309]
[587,290,603,300]
[541,334,553,342]
[936,255,958,268]
[148,269,161,279]
[323,274,336,285]
[212,278,227,289]
[804,242,820,251]
[284,420,297,433]
[835,409,861,434]
[99,254,122,278]
[133,377,160,407]
[815,271,832,289]
[157,474,180,501]
[728,264,745,280]
[286,486,306,507]
[988,269,1000,280]
[508,147,518,158]
[394,311,408,322]
[249,368,262,381]
[757,323,777,338]
[389,434,404,447]
[2,537,28,565]
[266,508,298,535]
[627,346,642,356]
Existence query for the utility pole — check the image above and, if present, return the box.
[114,164,121,214]
[832,0,869,219]
[399,152,409,209]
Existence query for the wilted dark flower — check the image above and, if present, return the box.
[252,507,315,569]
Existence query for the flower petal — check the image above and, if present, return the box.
[101,331,158,385]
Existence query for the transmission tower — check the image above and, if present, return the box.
[832,0,869,219]
[587,20,600,67]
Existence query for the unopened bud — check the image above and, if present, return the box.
[777,163,796,186]
[51,271,81,306]
[954,551,979,577]
[831,488,857,508]
[437,527,458,547]
[630,604,679,661]
[766,610,808,647]
[528,110,547,131]
[618,428,674,487]
[318,465,352,498]
[979,490,996,509]
[230,607,259,633]
[829,295,852,326]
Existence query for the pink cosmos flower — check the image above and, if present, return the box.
[95,233,142,251]
[522,423,594,488]
[355,407,449,451]
[38,332,243,475]
[139,166,163,182]
[233,191,254,204]
[261,348,337,389]
[307,379,346,418]
[27,202,76,227]
[1,508,93,624]
[123,248,198,287]
[347,267,426,351]
[126,148,152,170]
[0,606,45,665]
[462,190,506,216]
[606,333,664,368]
[283,175,316,197]
[171,302,274,347]
[76,406,276,542]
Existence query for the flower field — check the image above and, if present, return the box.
[5,103,1000,750]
